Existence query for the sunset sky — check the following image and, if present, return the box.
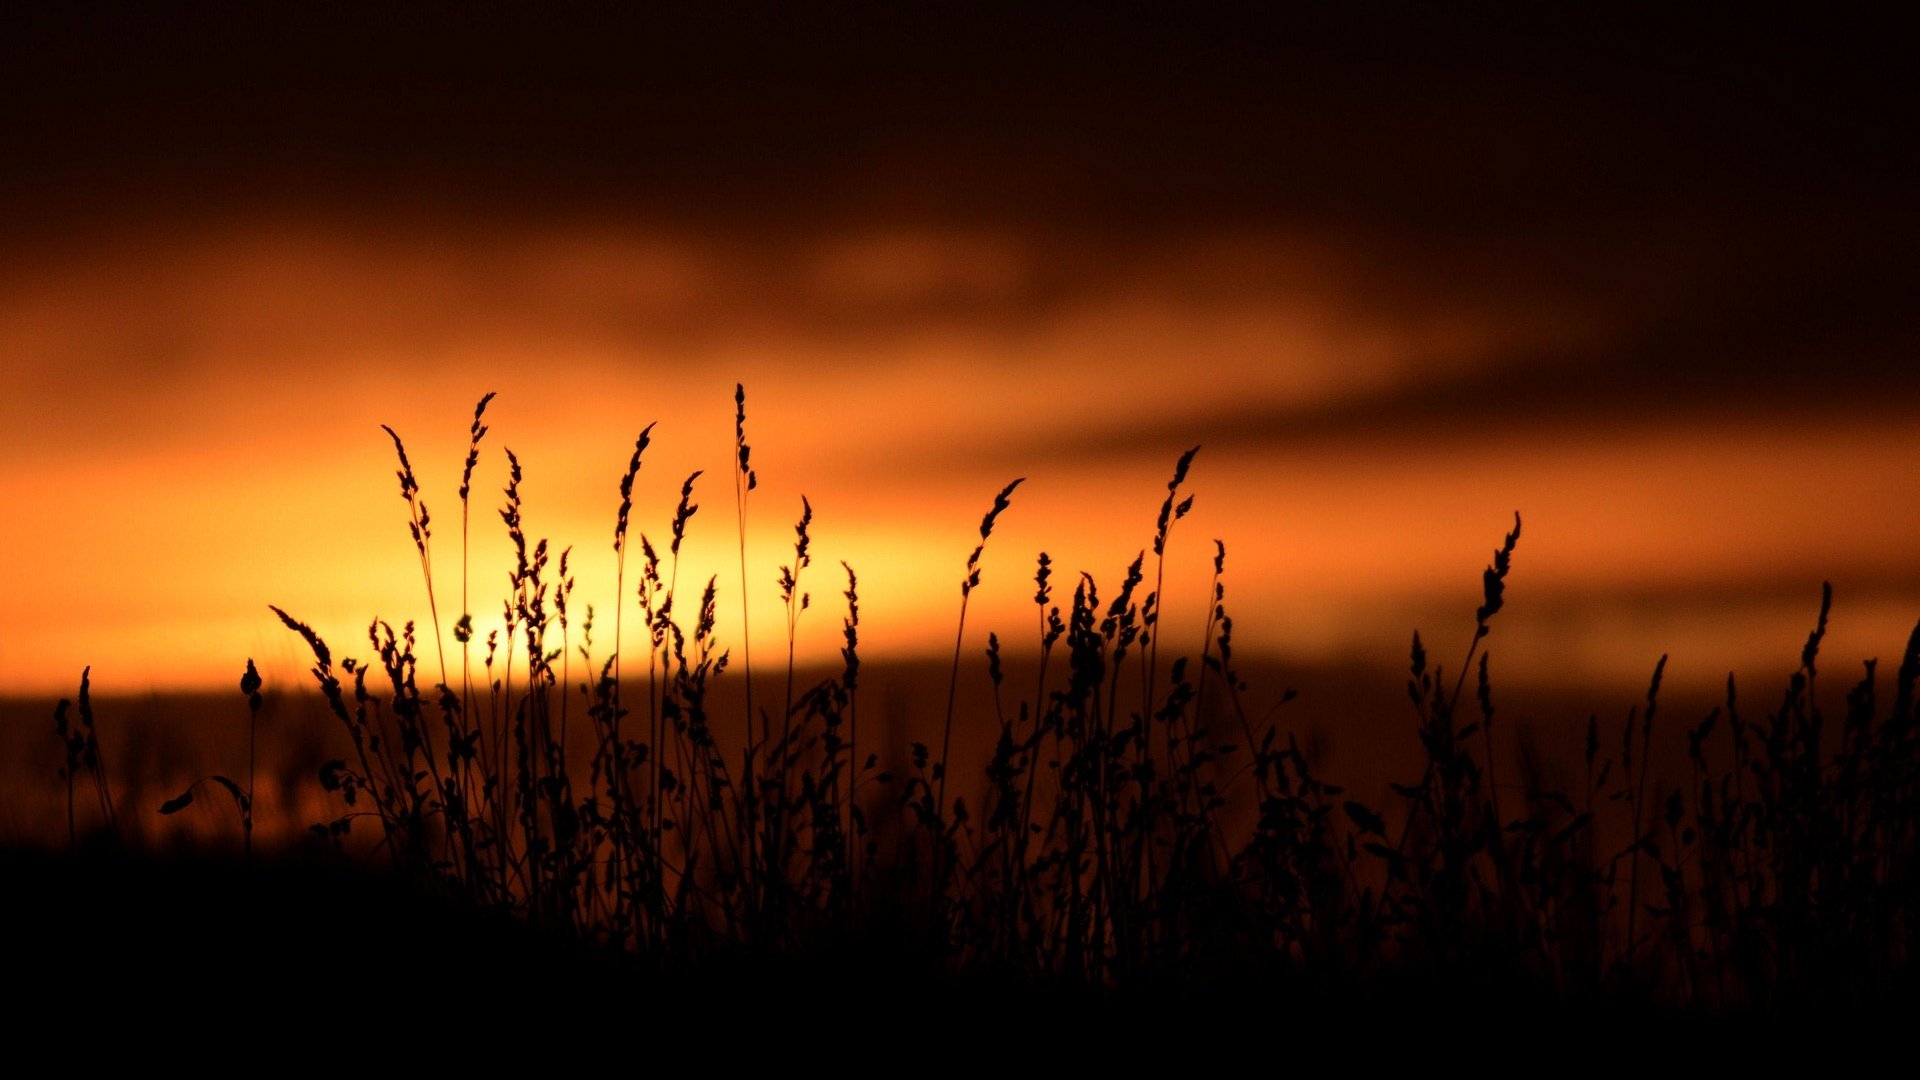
[3,7,1915,697]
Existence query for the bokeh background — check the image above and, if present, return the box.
[4,6,1916,698]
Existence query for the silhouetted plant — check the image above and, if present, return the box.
[53,385,1915,1008]
[51,666,115,848]
[157,659,264,856]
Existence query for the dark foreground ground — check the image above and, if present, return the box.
[3,848,1904,1065]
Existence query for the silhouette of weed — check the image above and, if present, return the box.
[42,388,1920,1010]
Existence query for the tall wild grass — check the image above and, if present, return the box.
[48,389,1920,1009]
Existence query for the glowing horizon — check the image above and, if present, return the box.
[5,221,1918,699]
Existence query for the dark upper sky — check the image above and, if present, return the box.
[4,6,1912,230]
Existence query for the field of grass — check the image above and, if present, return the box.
[13,389,1919,1033]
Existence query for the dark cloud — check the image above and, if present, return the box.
[5,5,1913,450]
[997,199,1919,465]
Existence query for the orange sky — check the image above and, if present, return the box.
[2,9,1916,697]
[5,218,1917,697]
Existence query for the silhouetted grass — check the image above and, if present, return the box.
[30,388,1920,1018]
[51,666,115,847]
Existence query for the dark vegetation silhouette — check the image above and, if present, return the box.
[29,389,1920,1021]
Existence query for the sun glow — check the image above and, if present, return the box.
[4,222,1917,697]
